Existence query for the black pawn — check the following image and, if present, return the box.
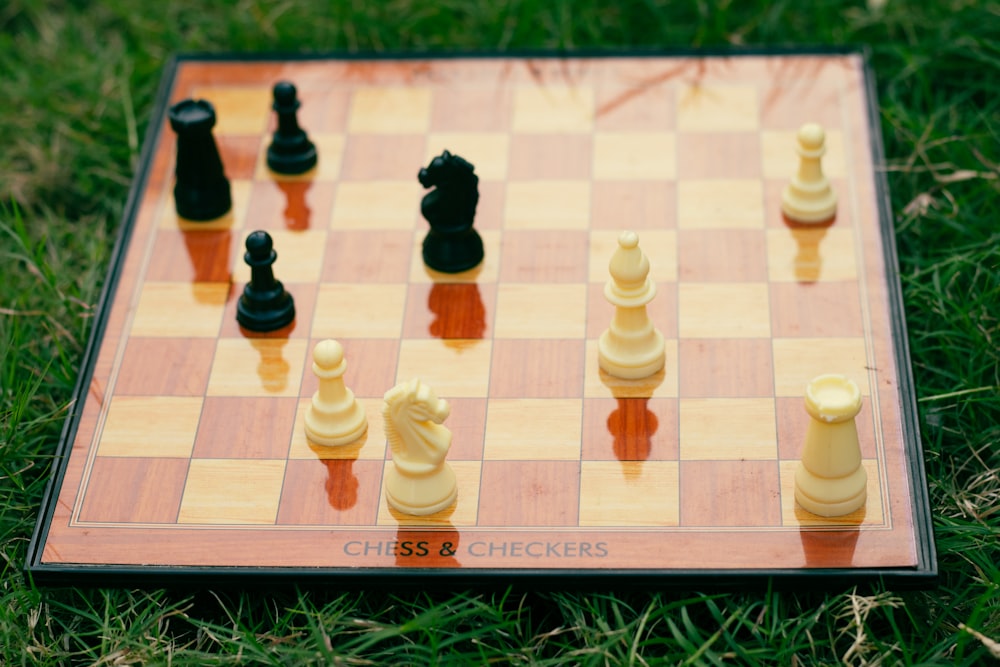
[168,99,232,221]
[267,82,317,175]
[236,231,295,332]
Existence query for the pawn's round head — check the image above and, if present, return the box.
[273,81,298,105]
[245,230,274,259]
[798,123,826,150]
[618,230,639,250]
[313,339,345,370]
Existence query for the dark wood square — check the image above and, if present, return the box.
[340,134,428,180]
[679,460,781,527]
[769,281,864,337]
[499,230,589,283]
[591,181,676,229]
[477,461,580,526]
[676,132,762,179]
[508,134,592,180]
[581,397,678,461]
[489,339,585,398]
[402,282,495,340]
[430,86,513,131]
[246,179,335,231]
[677,339,775,398]
[78,458,188,523]
[193,397,297,458]
[216,135,262,180]
[147,229,235,283]
[321,230,413,283]
[677,230,768,282]
[116,338,216,396]
[277,459,383,525]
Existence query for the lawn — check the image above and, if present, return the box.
[2,1,998,664]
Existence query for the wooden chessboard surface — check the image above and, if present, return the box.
[28,51,936,586]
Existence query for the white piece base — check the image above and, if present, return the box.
[794,461,867,517]
[304,411,367,447]
[781,183,837,223]
[598,329,666,380]
[385,463,457,516]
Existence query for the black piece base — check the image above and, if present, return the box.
[236,288,295,332]
[174,181,232,221]
[267,137,317,175]
[422,229,484,273]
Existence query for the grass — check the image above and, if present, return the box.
[2,0,999,664]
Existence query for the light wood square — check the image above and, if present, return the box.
[679,398,777,460]
[348,87,432,133]
[504,182,590,230]
[760,129,846,180]
[288,398,387,460]
[512,85,594,132]
[233,229,326,284]
[779,459,884,526]
[376,460,481,526]
[331,181,421,229]
[588,230,676,283]
[191,86,272,134]
[772,338,870,397]
[313,284,407,338]
[396,339,493,397]
[98,396,203,457]
[206,338,309,397]
[592,133,676,180]
[254,133,345,182]
[579,461,680,526]
[178,458,286,524]
[425,133,509,181]
[493,284,586,339]
[677,180,765,229]
[676,84,759,132]
[483,399,582,460]
[409,230,501,284]
[584,339,678,399]
[677,283,771,338]
[766,228,858,282]
[131,282,228,338]
[159,179,252,230]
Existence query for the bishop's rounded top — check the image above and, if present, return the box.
[313,339,345,370]
[168,99,216,132]
[608,230,650,287]
[797,122,826,151]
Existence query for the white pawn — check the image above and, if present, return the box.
[781,123,837,223]
[794,374,867,517]
[598,231,665,380]
[303,339,368,447]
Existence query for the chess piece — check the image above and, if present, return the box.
[418,150,484,273]
[168,99,232,221]
[304,339,368,446]
[382,378,457,516]
[781,123,837,223]
[236,230,296,332]
[598,231,666,380]
[266,81,318,175]
[794,374,868,517]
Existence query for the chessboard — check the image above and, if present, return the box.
[27,50,936,587]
